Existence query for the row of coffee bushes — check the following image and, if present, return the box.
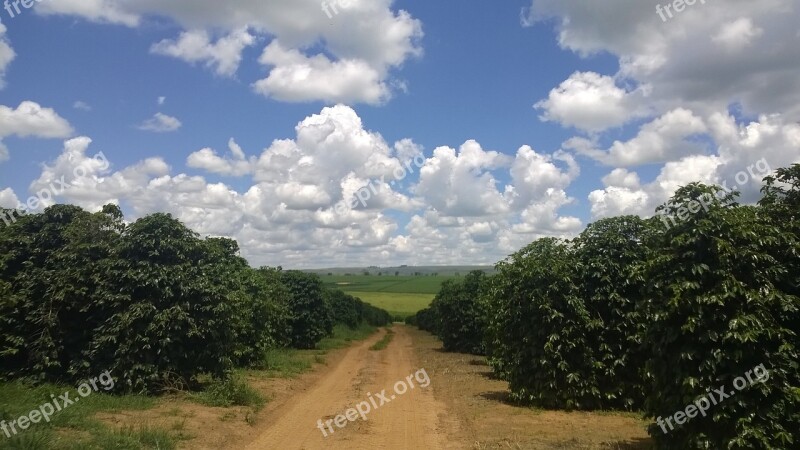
[408,165,800,450]
[0,205,391,393]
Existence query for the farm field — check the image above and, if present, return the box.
[320,275,453,318]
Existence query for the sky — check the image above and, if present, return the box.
[0,0,798,268]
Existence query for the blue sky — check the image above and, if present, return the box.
[0,0,798,267]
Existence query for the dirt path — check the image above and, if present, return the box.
[242,325,462,449]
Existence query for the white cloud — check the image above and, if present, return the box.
[151,28,256,77]
[0,101,73,162]
[73,101,92,111]
[588,154,720,219]
[414,140,511,217]
[0,24,15,89]
[527,0,800,120]
[253,41,390,104]
[569,108,708,167]
[188,138,254,176]
[36,0,140,26]
[38,0,423,105]
[535,72,650,132]
[0,101,74,138]
[11,105,588,267]
[0,187,19,209]
[138,113,182,133]
[712,18,764,52]
[158,96,166,106]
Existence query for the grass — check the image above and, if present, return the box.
[252,323,380,379]
[191,377,265,409]
[320,274,451,319]
[260,348,313,378]
[0,381,182,450]
[369,329,395,351]
[318,323,379,351]
[321,274,452,294]
[348,292,435,319]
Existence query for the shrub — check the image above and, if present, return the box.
[485,238,600,409]
[429,270,489,354]
[642,184,800,449]
[281,271,334,349]
[90,214,235,393]
[572,216,654,410]
[194,376,265,408]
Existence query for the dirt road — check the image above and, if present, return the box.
[242,325,462,449]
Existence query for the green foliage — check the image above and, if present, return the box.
[280,271,334,349]
[260,348,312,378]
[0,205,392,396]
[0,380,160,450]
[227,266,292,367]
[428,271,489,355]
[192,376,265,409]
[412,169,800,449]
[0,205,124,381]
[642,184,800,449]
[407,307,437,333]
[90,214,236,392]
[484,238,600,409]
[369,329,394,351]
[572,216,655,410]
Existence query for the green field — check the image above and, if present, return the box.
[321,275,452,318]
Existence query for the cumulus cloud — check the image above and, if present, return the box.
[0,187,20,209]
[151,28,256,77]
[0,101,74,162]
[37,0,424,105]
[0,24,16,89]
[527,0,800,119]
[414,140,512,217]
[10,105,589,266]
[187,138,255,177]
[253,41,390,104]
[525,0,800,225]
[569,108,709,166]
[0,101,74,138]
[138,113,182,133]
[535,72,650,132]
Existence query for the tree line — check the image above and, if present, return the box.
[408,164,800,450]
[0,206,392,393]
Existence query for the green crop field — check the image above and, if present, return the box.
[321,275,452,318]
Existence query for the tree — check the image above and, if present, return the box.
[429,271,489,354]
[572,216,654,410]
[642,184,800,449]
[91,213,235,392]
[281,271,334,349]
[484,238,597,408]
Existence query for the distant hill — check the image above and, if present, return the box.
[302,265,495,277]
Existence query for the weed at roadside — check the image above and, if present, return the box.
[370,329,395,351]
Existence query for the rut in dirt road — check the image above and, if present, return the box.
[242,325,462,450]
